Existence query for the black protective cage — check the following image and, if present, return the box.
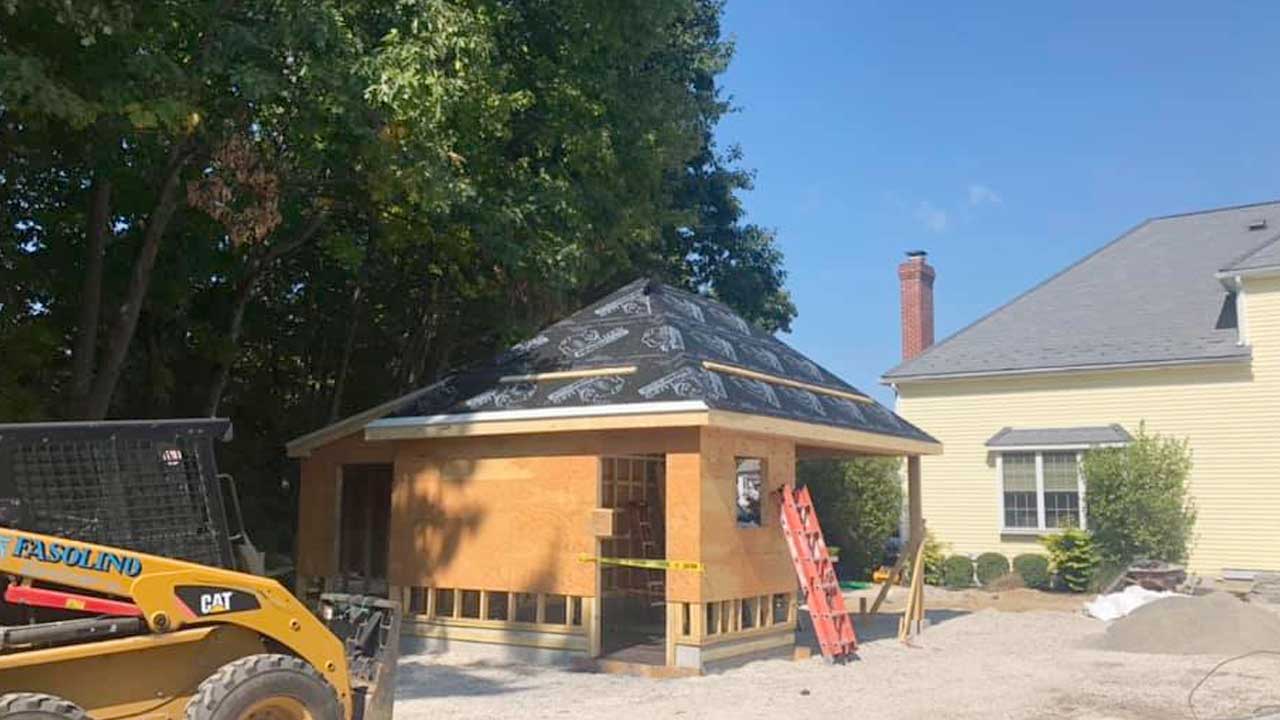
[0,419,236,569]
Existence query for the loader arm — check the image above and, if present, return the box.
[0,527,354,719]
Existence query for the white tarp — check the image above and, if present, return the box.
[1084,584,1176,622]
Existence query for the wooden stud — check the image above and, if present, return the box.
[499,366,637,383]
[700,361,873,403]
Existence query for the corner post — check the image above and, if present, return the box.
[907,455,923,543]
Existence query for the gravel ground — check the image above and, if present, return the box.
[395,595,1280,720]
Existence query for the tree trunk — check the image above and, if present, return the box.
[203,214,326,417]
[328,283,364,423]
[203,278,256,417]
[68,178,111,417]
[83,143,189,419]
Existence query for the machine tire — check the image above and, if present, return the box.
[185,654,342,720]
[0,693,89,720]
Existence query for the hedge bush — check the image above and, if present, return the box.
[1083,424,1196,565]
[1013,553,1051,590]
[942,555,975,588]
[975,552,1011,586]
[1041,527,1100,593]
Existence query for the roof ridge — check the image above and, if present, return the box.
[883,216,1154,379]
[1146,198,1280,222]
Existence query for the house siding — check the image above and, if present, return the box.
[894,275,1280,575]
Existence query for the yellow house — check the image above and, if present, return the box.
[883,201,1280,577]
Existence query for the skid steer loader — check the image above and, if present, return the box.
[0,419,399,720]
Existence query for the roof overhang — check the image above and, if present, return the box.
[985,424,1132,450]
[336,400,941,457]
[881,352,1252,385]
[1216,265,1280,289]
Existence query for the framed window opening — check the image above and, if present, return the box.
[735,457,765,528]
[998,450,1086,533]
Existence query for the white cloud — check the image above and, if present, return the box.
[968,183,1003,207]
[915,201,948,233]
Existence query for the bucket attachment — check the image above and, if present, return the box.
[320,593,400,720]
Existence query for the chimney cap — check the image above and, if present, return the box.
[905,249,928,259]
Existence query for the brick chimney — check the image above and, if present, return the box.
[899,250,935,360]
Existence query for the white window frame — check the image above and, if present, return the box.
[995,447,1088,535]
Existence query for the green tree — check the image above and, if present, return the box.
[800,457,903,580]
[0,0,796,553]
[1083,425,1197,565]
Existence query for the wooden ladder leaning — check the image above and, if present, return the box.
[627,501,666,605]
[778,485,857,662]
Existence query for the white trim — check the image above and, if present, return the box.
[1076,450,1087,529]
[996,449,1087,534]
[1216,264,1280,283]
[1238,282,1251,347]
[365,400,709,430]
[883,353,1251,385]
[1034,452,1046,531]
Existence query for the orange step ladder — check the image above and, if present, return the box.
[778,485,857,661]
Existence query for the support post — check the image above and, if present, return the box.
[907,455,923,545]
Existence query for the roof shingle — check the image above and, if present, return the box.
[884,201,1280,381]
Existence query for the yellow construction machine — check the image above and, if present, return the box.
[0,420,398,720]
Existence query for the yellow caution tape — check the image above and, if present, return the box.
[578,554,704,573]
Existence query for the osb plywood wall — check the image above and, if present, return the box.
[296,432,397,578]
[296,427,704,598]
[697,427,797,601]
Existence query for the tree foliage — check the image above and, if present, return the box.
[0,0,795,552]
[800,457,903,580]
[1083,425,1197,565]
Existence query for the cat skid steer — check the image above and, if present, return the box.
[0,420,399,720]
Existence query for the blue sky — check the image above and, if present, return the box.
[715,2,1280,403]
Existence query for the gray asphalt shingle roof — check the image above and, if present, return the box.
[884,201,1280,381]
[1223,233,1280,272]
[986,425,1132,448]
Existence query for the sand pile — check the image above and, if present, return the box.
[1098,591,1280,655]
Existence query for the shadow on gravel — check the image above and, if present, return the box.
[794,608,972,654]
[396,660,530,700]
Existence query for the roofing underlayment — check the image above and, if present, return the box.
[290,278,934,455]
[884,200,1280,382]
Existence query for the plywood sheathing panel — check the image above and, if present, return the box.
[295,432,397,578]
[665,445,702,603]
[697,427,797,601]
[388,428,699,598]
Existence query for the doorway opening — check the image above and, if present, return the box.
[336,463,392,597]
[598,454,667,664]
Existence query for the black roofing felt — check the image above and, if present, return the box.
[381,279,935,444]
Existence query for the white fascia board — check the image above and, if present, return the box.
[881,353,1252,385]
[365,400,710,430]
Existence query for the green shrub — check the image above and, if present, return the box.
[975,552,1011,586]
[800,457,902,580]
[942,555,975,588]
[1040,527,1100,592]
[923,530,947,585]
[905,529,948,585]
[1013,553,1051,590]
[1083,423,1196,565]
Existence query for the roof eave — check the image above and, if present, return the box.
[350,401,941,457]
[1216,264,1280,286]
[881,352,1252,385]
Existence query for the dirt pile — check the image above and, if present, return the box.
[1098,591,1280,655]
